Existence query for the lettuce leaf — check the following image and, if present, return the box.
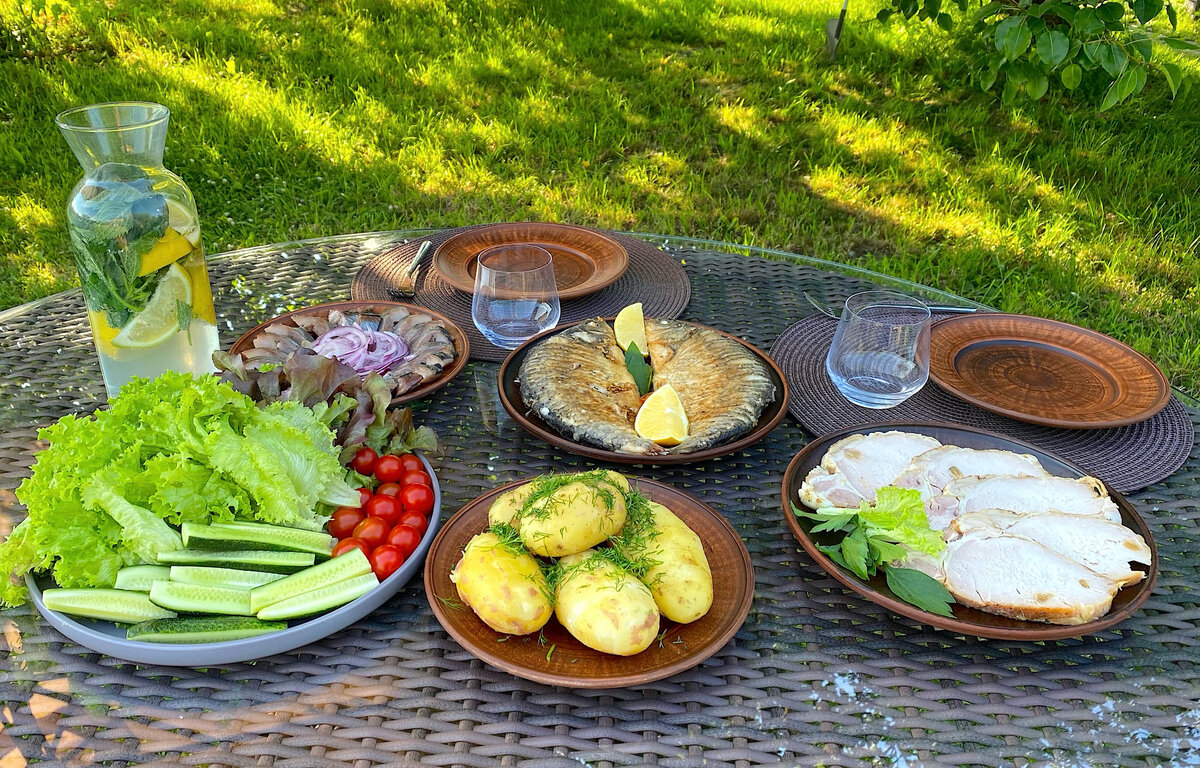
[858,487,945,556]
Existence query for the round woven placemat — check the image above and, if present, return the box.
[769,313,1194,493]
[352,225,690,361]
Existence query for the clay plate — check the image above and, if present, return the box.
[782,422,1157,640]
[229,300,469,406]
[425,477,754,688]
[432,222,629,301]
[929,314,1170,428]
[498,319,789,465]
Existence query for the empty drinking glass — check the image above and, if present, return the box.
[471,244,561,348]
[825,290,931,408]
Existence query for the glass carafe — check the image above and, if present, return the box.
[56,102,219,397]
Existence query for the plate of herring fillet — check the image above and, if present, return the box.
[781,422,1157,640]
[498,312,788,465]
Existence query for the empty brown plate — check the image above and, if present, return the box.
[228,300,470,406]
[425,477,755,688]
[929,313,1170,429]
[497,319,789,465]
[432,222,629,300]
[782,422,1158,641]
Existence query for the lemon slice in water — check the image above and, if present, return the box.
[138,228,194,276]
[112,264,193,349]
[635,384,689,446]
[166,199,201,246]
[614,302,647,355]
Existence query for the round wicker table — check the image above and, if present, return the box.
[0,230,1196,768]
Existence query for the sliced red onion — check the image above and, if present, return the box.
[312,323,411,375]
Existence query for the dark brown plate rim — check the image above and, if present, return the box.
[431,222,630,301]
[498,319,789,465]
[929,313,1171,429]
[423,476,755,688]
[781,421,1158,640]
[229,300,470,406]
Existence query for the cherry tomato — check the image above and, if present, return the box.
[375,482,402,497]
[352,516,390,550]
[386,524,421,557]
[400,483,435,517]
[327,507,366,539]
[369,544,405,581]
[350,447,379,476]
[400,470,431,488]
[373,454,405,483]
[398,511,428,536]
[332,537,371,559]
[365,494,403,526]
[398,454,424,473]
[357,487,373,507]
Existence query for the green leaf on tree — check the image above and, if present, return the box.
[996,17,1032,60]
[1097,2,1125,21]
[937,11,954,30]
[1163,61,1183,98]
[1027,70,1050,99]
[974,0,1002,19]
[877,7,895,21]
[1073,7,1104,34]
[1037,30,1070,67]
[1130,0,1163,23]
[885,567,956,618]
[1097,43,1128,78]
[1165,1,1177,28]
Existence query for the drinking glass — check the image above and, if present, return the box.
[471,245,561,348]
[825,290,931,408]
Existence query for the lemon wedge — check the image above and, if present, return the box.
[112,264,193,349]
[138,228,194,276]
[614,302,647,355]
[166,199,201,246]
[635,384,689,446]
[87,309,122,358]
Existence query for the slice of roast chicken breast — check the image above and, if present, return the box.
[926,474,1122,530]
[800,431,942,509]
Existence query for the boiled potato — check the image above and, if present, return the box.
[554,550,660,656]
[519,473,627,557]
[450,532,552,635]
[616,501,712,624]
[487,482,535,528]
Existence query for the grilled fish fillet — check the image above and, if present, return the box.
[518,318,663,455]
[645,319,776,454]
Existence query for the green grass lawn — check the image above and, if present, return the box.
[3,0,1199,391]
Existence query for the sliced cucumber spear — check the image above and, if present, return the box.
[157,549,315,573]
[127,616,286,644]
[114,565,172,592]
[256,573,379,621]
[181,522,335,559]
[169,566,287,591]
[249,549,372,614]
[43,589,177,623]
[149,581,254,616]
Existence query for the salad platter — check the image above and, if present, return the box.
[782,422,1157,640]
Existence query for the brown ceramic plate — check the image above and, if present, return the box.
[425,477,754,688]
[929,313,1171,429]
[782,422,1158,641]
[498,319,789,465]
[432,222,629,300]
[229,300,469,406]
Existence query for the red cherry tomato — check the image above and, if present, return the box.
[327,507,366,539]
[356,487,373,507]
[398,511,428,536]
[375,482,402,497]
[400,470,431,488]
[398,454,424,473]
[365,494,403,526]
[332,537,371,559]
[352,516,390,550]
[369,544,405,581]
[386,524,421,557]
[350,447,379,476]
[373,454,405,483]
[400,483,435,517]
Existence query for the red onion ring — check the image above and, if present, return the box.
[312,324,411,375]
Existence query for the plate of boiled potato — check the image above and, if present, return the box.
[424,470,754,688]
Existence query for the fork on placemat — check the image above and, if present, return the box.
[387,240,433,299]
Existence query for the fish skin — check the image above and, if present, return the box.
[518,318,664,454]
[645,319,776,453]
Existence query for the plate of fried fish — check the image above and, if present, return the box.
[782,422,1157,640]
[499,313,788,463]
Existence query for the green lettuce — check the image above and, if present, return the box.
[1,372,353,606]
[858,487,946,557]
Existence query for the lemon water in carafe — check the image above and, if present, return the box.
[56,102,218,397]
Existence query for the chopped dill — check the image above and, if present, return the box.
[435,594,467,612]
[487,521,528,557]
[657,628,669,648]
[496,636,510,643]
[545,644,556,661]
[516,470,623,523]
[537,628,548,646]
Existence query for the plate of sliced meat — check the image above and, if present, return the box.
[782,422,1156,640]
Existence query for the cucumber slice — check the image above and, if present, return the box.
[181,522,334,558]
[127,616,286,643]
[114,565,172,592]
[249,549,372,614]
[256,573,379,620]
[149,580,254,616]
[157,549,315,573]
[42,589,178,623]
[169,566,287,591]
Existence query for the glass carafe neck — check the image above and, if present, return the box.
[56,102,170,172]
